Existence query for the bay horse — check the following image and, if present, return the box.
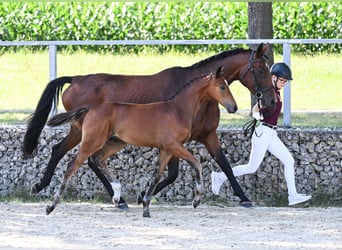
[46,67,237,217]
[23,43,274,209]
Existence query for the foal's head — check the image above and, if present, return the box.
[208,66,237,113]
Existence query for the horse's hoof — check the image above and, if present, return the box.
[239,201,253,208]
[22,153,32,159]
[116,202,129,211]
[143,211,151,218]
[30,184,38,195]
[137,191,146,205]
[192,200,200,209]
[46,205,54,215]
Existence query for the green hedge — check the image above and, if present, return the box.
[0,2,341,53]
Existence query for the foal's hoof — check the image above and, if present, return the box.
[46,205,55,215]
[137,191,146,205]
[116,202,129,211]
[239,201,253,208]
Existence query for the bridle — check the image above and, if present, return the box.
[240,50,276,139]
[239,49,274,106]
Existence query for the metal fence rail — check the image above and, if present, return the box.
[1,38,341,126]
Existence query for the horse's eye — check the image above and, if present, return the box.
[220,85,226,90]
[258,69,264,75]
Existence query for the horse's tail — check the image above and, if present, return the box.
[22,76,73,157]
[47,107,89,127]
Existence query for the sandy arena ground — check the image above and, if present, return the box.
[0,202,341,250]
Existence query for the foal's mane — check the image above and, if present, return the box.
[190,48,251,69]
[165,73,212,102]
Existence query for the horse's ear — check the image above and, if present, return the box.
[215,66,223,78]
[256,43,269,57]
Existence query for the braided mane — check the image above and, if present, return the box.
[165,73,212,101]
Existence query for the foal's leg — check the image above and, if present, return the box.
[31,125,81,194]
[46,157,77,214]
[46,129,108,214]
[167,144,204,208]
[142,150,173,217]
[46,153,89,214]
[137,157,179,204]
[201,130,252,207]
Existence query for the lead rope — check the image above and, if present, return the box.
[243,92,263,139]
[243,118,257,139]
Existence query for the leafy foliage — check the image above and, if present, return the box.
[0,2,340,53]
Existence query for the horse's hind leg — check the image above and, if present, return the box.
[46,153,86,215]
[142,150,173,217]
[31,125,81,195]
[46,130,107,214]
[46,157,82,214]
[89,137,128,209]
[88,156,128,210]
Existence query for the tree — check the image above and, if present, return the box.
[248,2,274,66]
[248,2,274,108]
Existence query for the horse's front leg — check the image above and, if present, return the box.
[188,159,204,208]
[203,131,252,207]
[137,157,179,205]
[142,150,172,217]
[31,126,81,195]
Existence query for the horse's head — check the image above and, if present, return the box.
[221,43,275,108]
[210,66,237,113]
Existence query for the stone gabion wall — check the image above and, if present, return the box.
[0,125,341,205]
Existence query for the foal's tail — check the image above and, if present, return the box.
[47,107,89,127]
[22,76,72,157]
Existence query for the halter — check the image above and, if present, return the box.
[240,50,274,139]
[223,78,229,87]
[239,50,273,105]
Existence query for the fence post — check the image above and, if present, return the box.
[49,45,57,80]
[283,42,291,127]
[49,45,57,115]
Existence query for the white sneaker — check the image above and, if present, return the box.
[211,172,226,195]
[288,193,312,206]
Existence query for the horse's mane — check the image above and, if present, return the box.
[163,48,251,101]
[190,48,251,69]
[165,73,212,102]
[164,48,252,101]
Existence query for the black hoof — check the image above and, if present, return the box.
[22,146,38,159]
[192,200,200,209]
[143,212,151,218]
[116,202,129,211]
[239,201,253,208]
[137,191,146,205]
[46,205,54,215]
